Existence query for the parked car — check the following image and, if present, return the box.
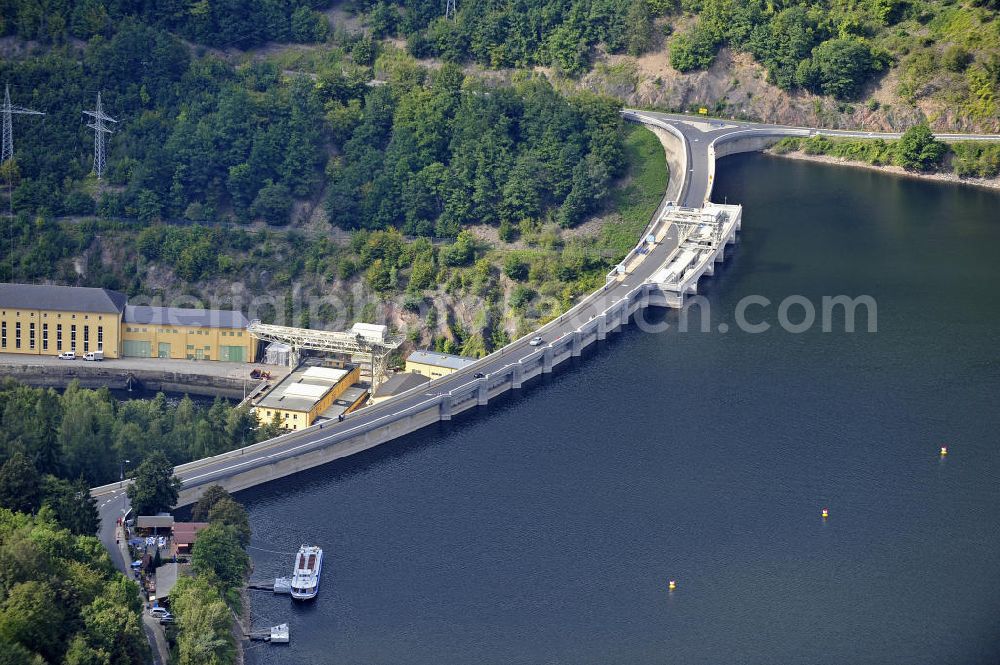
[148,607,171,619]
[473,372,485,379]
[529,337,544,346]
[58,351,76,360]
[159,615,175,625]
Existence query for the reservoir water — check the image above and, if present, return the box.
[241,153,1000,664]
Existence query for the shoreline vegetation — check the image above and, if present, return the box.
[765,131,1000,191]
[767,149,1000,192]
[169,485,252,665]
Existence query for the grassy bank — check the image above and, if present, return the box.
[603,123,671,255]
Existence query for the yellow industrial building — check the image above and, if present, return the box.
[122,306,256,362]
[0,283,255,362]
[0,284,127,357]
[405,350,477,379]
[255,364,365,431]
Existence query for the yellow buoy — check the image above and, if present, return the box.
[668,580,677,591]
[940,446,948,456]
[821,508,829,519]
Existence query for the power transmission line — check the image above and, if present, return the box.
[83,91,117,180]
[445,0,457,20]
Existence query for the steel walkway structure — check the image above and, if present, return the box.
[246,320,404,389]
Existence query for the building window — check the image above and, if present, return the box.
[186,344,194,350]
[42,323,48,351]
[57,324,62,350]
[97,326,103,348]
[83,326,90,353]
[15,322,21,349]
[71,325,76,351]
[29,323,35,350]
[1,321,6,349]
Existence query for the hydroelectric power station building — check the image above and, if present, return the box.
[0,283,256,362]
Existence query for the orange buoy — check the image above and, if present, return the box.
[668,580,677,591]
[821,508,829,519]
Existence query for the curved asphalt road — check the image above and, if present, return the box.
[93,112,1000,569]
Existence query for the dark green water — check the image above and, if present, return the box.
[241,153,1000,664]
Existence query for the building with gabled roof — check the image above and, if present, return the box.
[0,283,127,357]
[0,282,255,362]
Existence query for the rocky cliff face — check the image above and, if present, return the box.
[578,46,997,134]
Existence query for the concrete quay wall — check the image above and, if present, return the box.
[0,363,249,399]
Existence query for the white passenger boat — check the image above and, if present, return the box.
[290,545,323,600]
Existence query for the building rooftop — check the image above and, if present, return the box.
[301,366,349,384]
[124,305,249,329]
[136,515,175,529]
[373,372,429,398]
[0,283,127,314]
[172,522,209,546]
[317,385,370,421]
[154,562,180,600]
[406,350,478,371]
[257,362,356,413]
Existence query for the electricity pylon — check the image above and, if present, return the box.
[446,0,457,20]
[2,84,44,165]
[83,92,117,180]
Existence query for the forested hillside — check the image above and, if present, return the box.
[0,381,280,488]
[0,509,148,665]
[0,21,622,233]
[0,0,330,46]
[356,0,999,131]
[326,70,623,235]
[1,20,328,224]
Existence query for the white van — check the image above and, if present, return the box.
[58,351,76,360]
[83,350,103,361]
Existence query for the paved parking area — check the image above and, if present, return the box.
[0,352,288,381]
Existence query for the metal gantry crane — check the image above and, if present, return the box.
[247,321,404,390]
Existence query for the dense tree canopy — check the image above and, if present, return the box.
[356,0,649,74]
[895,124,947,170]
[0,509,149,664]
[2,20,624,236]
[0,381,268,489]
[666,0,891,99]
[0,0,330,47]
[0,22,326,225]
[170,576,236,665]
[327,65,625,235]
[125,450,181,515]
